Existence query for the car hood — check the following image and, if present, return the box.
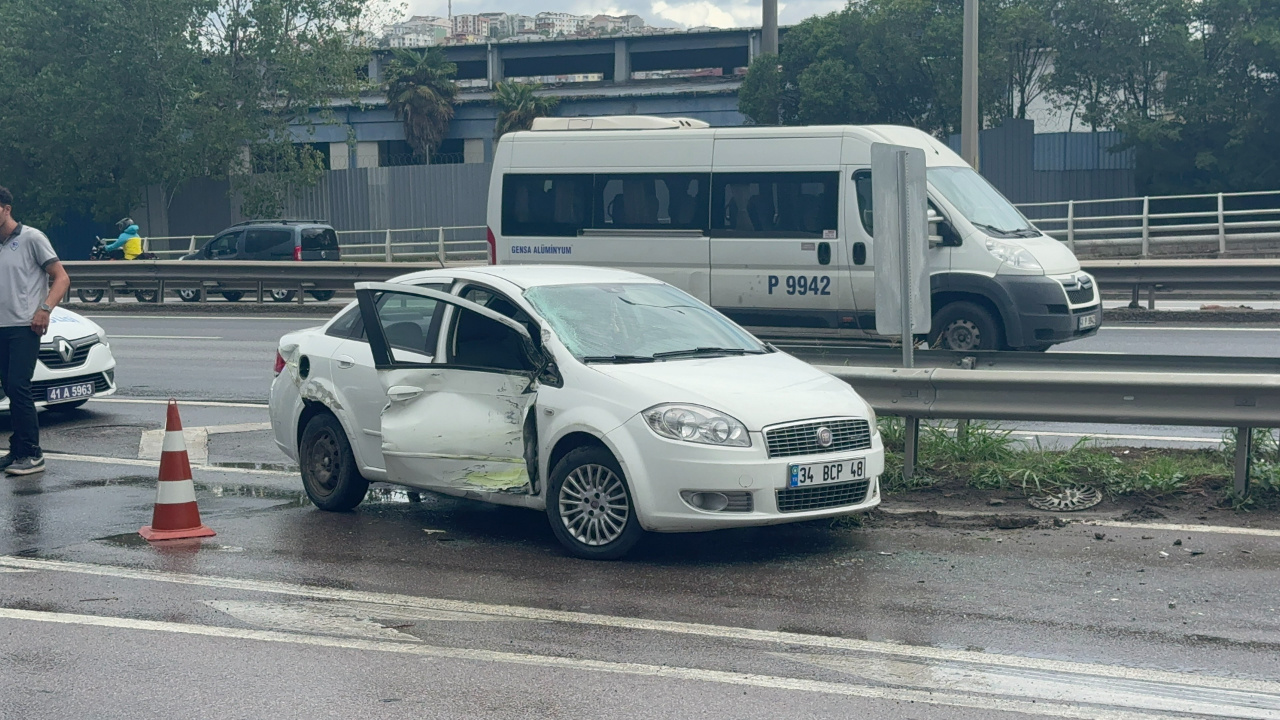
[586,351,872,431]
[43,307,103,343]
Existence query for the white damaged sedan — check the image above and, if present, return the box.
[0,307,118,412]
[270,266,882,559]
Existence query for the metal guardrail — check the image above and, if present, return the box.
[137,225,487,263]
[1079,258,1280,308]
[812,348,1280,495]
[1016,190,1280,258]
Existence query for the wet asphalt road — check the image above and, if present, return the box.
[1,314,1279,718]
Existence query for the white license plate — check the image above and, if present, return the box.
[46,381,95,403]
[789,458,866,488]
[1078,314,1098,330]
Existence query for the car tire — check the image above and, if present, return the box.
[299,413,368,512]
[308,290,335,302]
[929,301,1003,351]
[545,446,644,560]
[176,289,202,302]
[270,290,297,303]
[221,291,244,302]
[76,289,103,303]
[47,400,88,412]
[134,290,159,303]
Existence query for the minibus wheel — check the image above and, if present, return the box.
[929,301,1002,351]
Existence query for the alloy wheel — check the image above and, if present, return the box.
[558,464,630,547]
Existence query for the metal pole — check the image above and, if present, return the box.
[1066,200,1075,251]
[1234,426,1253,496]
[960,0,979,169]
[762,0,778,56]
[1217,192,1226,255]
[438,227,447,266]
[384,229,393,262]
[189,235,197,253]
[1141,196,1150,257]
[896,149,919,482]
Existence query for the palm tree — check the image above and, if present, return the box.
[384,48,458,162]
[494,81,560,138]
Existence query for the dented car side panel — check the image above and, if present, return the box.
[379,366,536,494]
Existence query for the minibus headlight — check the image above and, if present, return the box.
[643,404,751,447]
[985,238,1042,270]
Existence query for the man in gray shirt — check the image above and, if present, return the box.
[0,186,71,475]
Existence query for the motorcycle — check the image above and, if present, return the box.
[76,238,160,303]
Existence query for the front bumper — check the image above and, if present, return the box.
[996,273,1101,347]
[605,414,885,533]
[0,342,118,410]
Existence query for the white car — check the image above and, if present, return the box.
[270,266,884,559]
[0,307,117,412]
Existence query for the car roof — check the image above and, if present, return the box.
[389,265,662,290]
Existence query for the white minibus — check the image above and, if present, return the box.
[485,116,1101,351]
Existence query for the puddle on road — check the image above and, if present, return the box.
[365,487,435,505]
[209,461,299,473]
[67,476,309,507]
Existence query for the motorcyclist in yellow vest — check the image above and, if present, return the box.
[104,217,144,259]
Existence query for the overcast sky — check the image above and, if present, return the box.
[403,0,845,29]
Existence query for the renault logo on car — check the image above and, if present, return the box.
[55,337,74,364]
[816,426,833,448]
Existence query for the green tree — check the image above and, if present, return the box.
[0,0,372,226]
[989,0,1056,120]
[738,54,784,125]
[493,81,560,138]
[384,47,458,161]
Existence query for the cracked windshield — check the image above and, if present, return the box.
[523,282,766,361]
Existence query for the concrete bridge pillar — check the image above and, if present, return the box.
[613,38,631,84]
[487,44,504,88]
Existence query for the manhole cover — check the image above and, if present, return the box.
[1028,486,1102,512]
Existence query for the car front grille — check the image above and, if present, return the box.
[38,336,99,369]
[1066,285,1095,304]
[776,479,872,513]
[765,418,873,458]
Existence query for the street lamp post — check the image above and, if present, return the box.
[961,0,979,169]
[762,0,778,56]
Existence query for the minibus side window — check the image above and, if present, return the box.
[594,173,710,232]
[502,174,592,237]
[710,172,839,239]
[853,170,873,235]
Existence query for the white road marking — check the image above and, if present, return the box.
[88,397,269,409]
[1086,520,1280,538]
[204,422,273,435]
[1,556,1276,698]
[87,315,318,321]
[110,335,223,340]
[0,568,31,573]
[208,600,422,642]
[784,653,1280,719]
[42,451,295,477]
[0,607,1229,720]
[138,427,209,465]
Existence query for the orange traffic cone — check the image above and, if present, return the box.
[139,400,216,541]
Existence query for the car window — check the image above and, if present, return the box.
[206,232,240,258]
[711,171,839,238]
[325,304,361,339]
[301,227,339,251]
[449,286,537,372]
[374,292,439,359]
[244,228,294,257]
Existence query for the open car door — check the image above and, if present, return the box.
[354,281,542,495]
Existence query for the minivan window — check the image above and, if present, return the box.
[502,174,592,237]
[206,232,239,258]
[244,228,294,256]
[595,173,709,231]
[524,282,765,361]
[853,171,873,236]
[301,227,339,251]
[711,172,839,238]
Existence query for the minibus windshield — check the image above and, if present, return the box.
[524,283,766,363]
[929,166,1039,237]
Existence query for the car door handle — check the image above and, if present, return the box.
[386,385,424,402]
[336,355,355,369]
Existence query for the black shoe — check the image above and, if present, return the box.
[5,455,44,476]
[0,454,14,472]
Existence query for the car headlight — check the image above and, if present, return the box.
[642,404,751,447]
[985,238,1042,271]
